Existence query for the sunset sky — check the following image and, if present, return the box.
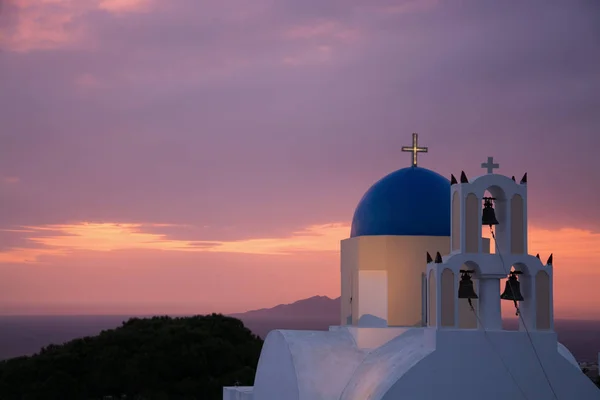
[1,0,599,318]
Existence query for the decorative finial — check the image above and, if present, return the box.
[450,174,458,185]
[434,252,443,263]
[520,173,527,184]
[546,254,553,265]
[401,133,428,167]
[481,156,499,174]
[427,252,433,263]
[460,171,469,183]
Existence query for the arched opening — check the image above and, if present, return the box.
[458,262,478,329]
[465,193,479,253]
[536,270,551,330]
[428,270,436,326]
[440,268,455,327]
[511,194,525,254]
[481,186,508,255]
[500,266,520,330]
[452,191,461,251]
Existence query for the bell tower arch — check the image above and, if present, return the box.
[428,159,554,332]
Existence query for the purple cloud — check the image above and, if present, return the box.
[1,0,599,241]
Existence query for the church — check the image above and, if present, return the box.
[223,134,600,400]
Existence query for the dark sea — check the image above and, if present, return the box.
[0,316,598,363]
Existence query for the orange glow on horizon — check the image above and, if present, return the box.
[1,222,599,273]
[1,221,599,318]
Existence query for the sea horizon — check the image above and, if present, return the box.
[1,315,599,364]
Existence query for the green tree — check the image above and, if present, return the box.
[0,314,263,400]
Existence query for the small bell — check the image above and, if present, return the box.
[501,270,524,316]
[458,270,478,299]
[500,271,524,302]
[482,197,499,226]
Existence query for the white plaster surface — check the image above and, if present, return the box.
[222,387,254,400]
[252,329,367,400]
[380,329,600,400]
[339,328,434,400]
[230,327,599,400]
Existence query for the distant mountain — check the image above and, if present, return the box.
[227,295,341,338]
[230,295,341,321]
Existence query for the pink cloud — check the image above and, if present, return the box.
[282,45,333,67]
[74,72,103,89]
[97,0,152,14]
[281,20,363,68]
[2,0,154,52]
[285,20,362,43]
[3,0,84,52]
[381,0,440,15]
[2,177,20,184]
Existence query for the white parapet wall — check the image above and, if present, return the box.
[223,386,254,400]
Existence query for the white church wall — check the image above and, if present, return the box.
[252,330,299,400]
[341,235,450,327]
[357,270,388,323]
[380,330,600,400]
[339,328,435,400]
[252,329,367,400]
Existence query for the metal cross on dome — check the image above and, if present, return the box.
[401,133,428,167]
[481,156,500,174]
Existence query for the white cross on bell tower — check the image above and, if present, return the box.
[481,156,500,174]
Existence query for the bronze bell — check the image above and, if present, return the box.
[458,270,478,299]
[500,271,524,301]
[482,197,499,226]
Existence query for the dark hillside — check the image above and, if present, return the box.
[0,314,262,400]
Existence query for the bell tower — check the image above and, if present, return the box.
[427,159,554,332]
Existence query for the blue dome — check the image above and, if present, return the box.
[350,167,450,237]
